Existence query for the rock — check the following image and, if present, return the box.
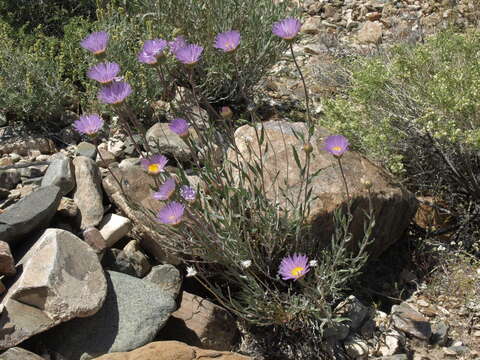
[99,213,132,248]
[335,295,369,330]
[0,241,15,276]
[431,321,449,346]
[102,248,137,276]
[0,169,20,190]
[0,347,44,360]
[392,302,432,340]
[56,196,78,217]
[108,139,125,158]
[380,329,405,356]
[45,271,176,359]
[372,356,408,360]
[160,291,237,351]
[323,322,350,341]
[97,148,117,168]
[357,21,383,44]
[73,156,104,229]
[0,188,10,200]
[302,16,322,34]
[144,264,182,299]
[0,136,56,156]
[443,345,469,356]
[0,280,4,294]
[344,335,368,358]
[146,123,193,162]
[41,152,75,195]
[0,228,107,349]
[18,165,46,179]
[77,141,98,160]
[122,240,152,277]
[228,121,417,257]
[92,341,251,360]
[83,227,108,253]
[118,158,140,169]
[0,185,62,247]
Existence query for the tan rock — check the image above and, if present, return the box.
[0,347,44,359]
[93,340,251,360]
[56,196,78,217]
[302,16,322,34]
[0,241,15,276]
[357,21,383,44]
[0,136,56,156]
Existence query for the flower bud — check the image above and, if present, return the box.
[303,143,314,154]
[220,106,233,120]
[360,177,372,189]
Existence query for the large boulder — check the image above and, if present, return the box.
[92,341,251,360]
[44,271,176,360]
[41,152,75,195]
[0,229,107,349]
[73,156,104,229]
[227,121,417,257]
[0,185,62,247]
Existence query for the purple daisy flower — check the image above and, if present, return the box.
[175,44,204,65]
[140,154,168,175]
[98,81,132,105]
[157,201,185,225]
[153,178,176,201]
[80,31,109,55]
[324,135,349,157]
[169,118,189,137]
[73,114,104,136]
[214,30,241,52]
[278,253,310,281]
[180,185,196,202]
[138,39,168,64]
[87,62,121,84]
[272,18,302,40]
[168,36,188,55]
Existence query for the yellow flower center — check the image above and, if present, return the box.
[290,266,304,277]
[148,164,160,174]
[332,146,342,152]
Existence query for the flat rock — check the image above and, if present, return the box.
[99,213,132,248]
[0,228,107,349]
[144,264,182,299]
[45,271,176,360]
[73,156,104,229]
[146,123,193,162]
[77,142,98,160]
[0,136,56,156]
[92,341,251,360]
[0,241,15,276]
[0,347,44,359]
[41,152,75,195]
[0,185,62,247]
[392,302,432,340]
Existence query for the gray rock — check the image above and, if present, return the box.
[102,248,137,276]
[431,321,449,346]
[18,166,45,179]
[21,177,43,186]
[146,123,193,162]
[73,156,104,229]
[0,169,20,190]
[0,347,44,360]
[144,264,182,299]
[41,152,75,195]
[0,185,62,247]
[76,142,98,160]
[335,295,369,330]
[0,228,107,349]
[45,271,176,360]
[392,302,432,340]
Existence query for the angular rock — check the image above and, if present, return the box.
[0,241,15,276]
[0,347,44,360]
[77,142,98,160]
[41,152,75,195]
[344,335,368,358]
[0,136,56,156]
[335,295,369,330]
[92,341,252,360]
[83,227,108,253]
[146,123,193,162]
[97,148,117,168]
[18,165,46,179]
[0,229,107,349]
[0,185,62,247]
[0,169,20,190]
[160,291,237,351]
[380,329,405,356]
[73,156,104,229]
[357,21,383,44]
[431,321,449,346]
[102,248,137,276]
[122,240,151,277]
[99,213,132,248]
[45,271,176,359]
[392,302,432,340]
[56,196,78,217]
[144,264,182,299]
[228,121,417,257]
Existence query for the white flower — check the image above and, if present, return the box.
[309,260,318,267]
[186,266,197,277]
[240,260,252,269]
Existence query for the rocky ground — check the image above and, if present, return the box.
[0,0,479,359]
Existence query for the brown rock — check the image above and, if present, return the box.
[159,292,238,351]
[122,240,151,277]
[0,136,56,156]
[93,340,251,360]
[302,16,322,34]
[392,302,432,340]
[0,347,44,359]
[56,196,79,217]
[97,148,117,168]
[414,196,451,237]
[0,241,15,276]
[357,21,383,44]
[83,227,108,252]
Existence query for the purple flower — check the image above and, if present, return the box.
[214,30,241,52]
[272,18,302,40]
[87,62,121,84]
[324,135,349,157]
[169,118,189,137]
[278,254,310,281]
[175,44,204,65]
[168,36,188,55]
[80,31,109,55]
[138,39,168,64]
[73,114,104,136]
[180,185,196,202]
[157,201,185,225]
[98,81,132,105]
[140,154,168,175]
[153,178,176,201]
